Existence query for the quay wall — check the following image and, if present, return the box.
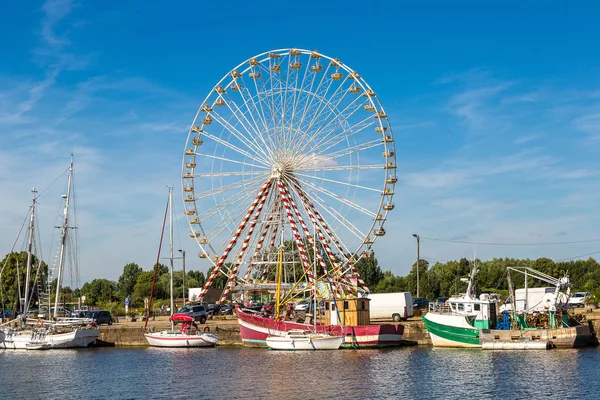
[97,316,600,347]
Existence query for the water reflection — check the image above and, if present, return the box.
[1,346,599,399]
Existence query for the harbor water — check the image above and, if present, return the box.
[2,346,599,399]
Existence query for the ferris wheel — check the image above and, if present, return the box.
[182,48,397,303]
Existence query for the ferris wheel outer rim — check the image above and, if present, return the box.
[182,48,397,267]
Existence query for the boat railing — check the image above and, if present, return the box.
[429,303,454,314]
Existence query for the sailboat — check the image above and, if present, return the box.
[144,187,218,348]
[265,232,343,351]
[0,155,100,349]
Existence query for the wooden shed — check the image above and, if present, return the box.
[323,297,371,327]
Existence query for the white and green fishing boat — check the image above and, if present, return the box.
[422,266,594,349]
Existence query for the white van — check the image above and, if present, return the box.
[368,292,414,322]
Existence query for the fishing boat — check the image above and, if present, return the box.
[143,187,218,348]
[422,265,593,349]
[237,304,403,348]
[0,155,100,349]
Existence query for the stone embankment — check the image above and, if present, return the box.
[97,312,600,347]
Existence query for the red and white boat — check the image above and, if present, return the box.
[237,306,403,348]
[144,314,218,348]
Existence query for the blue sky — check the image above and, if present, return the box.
[1,1,600,285]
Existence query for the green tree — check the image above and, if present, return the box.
[355,253,384,290]
[80,279,117,305]
[117,262,142,299]
[0,252,46,311]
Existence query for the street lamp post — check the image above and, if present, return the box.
[178,249,186,304]
[412,234,420,298]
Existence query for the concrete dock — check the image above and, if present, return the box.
[97,312,600,347]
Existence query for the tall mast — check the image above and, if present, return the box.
[54,154,73,319]
[23,188,37,316]
[169,186,174,330]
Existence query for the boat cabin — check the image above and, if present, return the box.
[323,298,370,327]
[443,294,498,329]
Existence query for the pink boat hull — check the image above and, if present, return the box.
[236,306,404,348]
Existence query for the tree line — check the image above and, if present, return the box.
[3,250,600,313]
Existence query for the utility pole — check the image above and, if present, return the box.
[412,234,420,298]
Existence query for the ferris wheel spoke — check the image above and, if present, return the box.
[293,176,377,218]
[286,179,367,241]
[198,185,264,227]
[290,75,350,155]
[192,170,268,179]
[194,175,265,200]
[232,74,270,135]
[207,107,273,162]
[308,96,371,150]
[318,138,383,161]
[305,110,377,158]
[200,123,272,167]
[223,87,276,160]
[294,172,382,193]
[194,152,270,170]
[297,164,385,172]
[286,58,332,149]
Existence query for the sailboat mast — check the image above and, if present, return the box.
[169,186,174,330]
[23,188,37,316]
[54,155,73,319]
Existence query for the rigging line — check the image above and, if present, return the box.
[420,236,600,246]
[556,250,600,261]
[35,166,69,199]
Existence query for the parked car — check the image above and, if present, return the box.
[294,300,310,312]
[413,297,429,310]
[206,304,222,316]
[172,304,208,324]
[569,292,592,308]
[219,303,234,315]
[88,310,113,325]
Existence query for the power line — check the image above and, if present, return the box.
[556,250,600,261]
[420,236,600,246]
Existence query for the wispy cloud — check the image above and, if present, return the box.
[513,134,541,145]
[40,0,73,47]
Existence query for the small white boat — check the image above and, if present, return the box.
[144,329,218,348]
[266,329,343,350]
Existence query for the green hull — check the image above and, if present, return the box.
[422,315,480,346]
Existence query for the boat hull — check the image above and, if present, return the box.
[266,333,343,350]
[1,327,99,350]
[423,312,593,349]
[236,306,403,348]
[144,330,218,347]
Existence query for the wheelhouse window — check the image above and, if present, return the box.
[474,304,481,311]
[457,303,464,312]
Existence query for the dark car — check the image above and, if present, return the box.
[413,297,429,310]
[172,304,208,324]
[219,304,234,315]
[88,310,113,325]
[206,304,222,316]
